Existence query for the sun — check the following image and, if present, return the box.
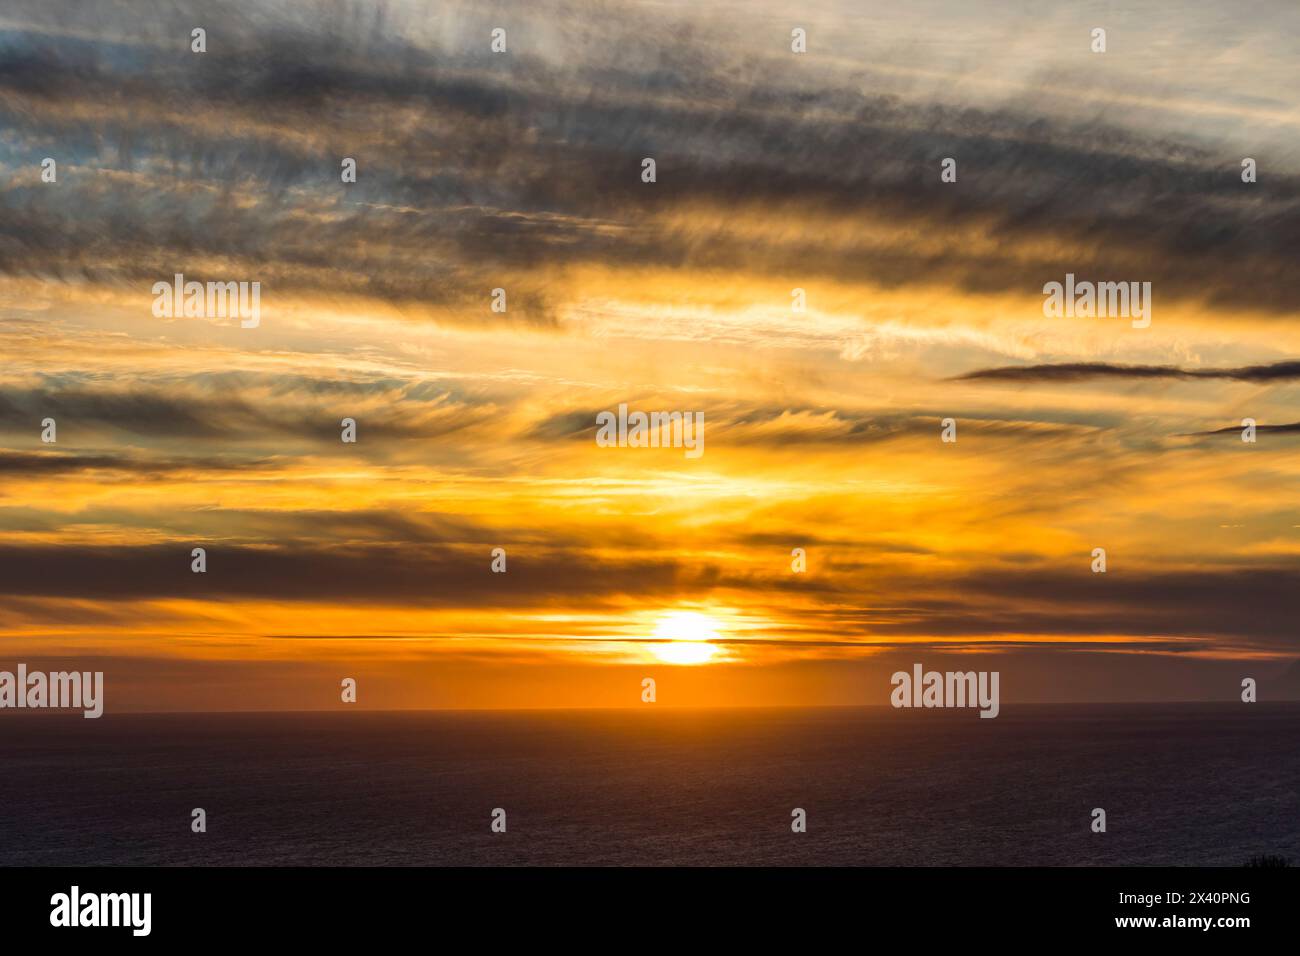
[648,611,722,664]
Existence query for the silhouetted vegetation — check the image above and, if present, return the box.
[1244,854,1291,868]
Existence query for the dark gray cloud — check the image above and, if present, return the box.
[955,361,1300,384]
[1,381,1114,448]
[0,543,696,606]
[1191,421,1300,436]
[0,382,500,443]
[0,540,1295,651]
[1,1,1297,317]
[0,450,284,475]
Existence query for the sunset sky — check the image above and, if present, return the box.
[1,0,1298,710]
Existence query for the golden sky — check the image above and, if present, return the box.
[1,0,1298,710]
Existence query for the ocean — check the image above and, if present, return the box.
[1,704,1296,866]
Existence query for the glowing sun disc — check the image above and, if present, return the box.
[649,611,722,664]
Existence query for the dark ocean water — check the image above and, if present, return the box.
[0,704,1296,866]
